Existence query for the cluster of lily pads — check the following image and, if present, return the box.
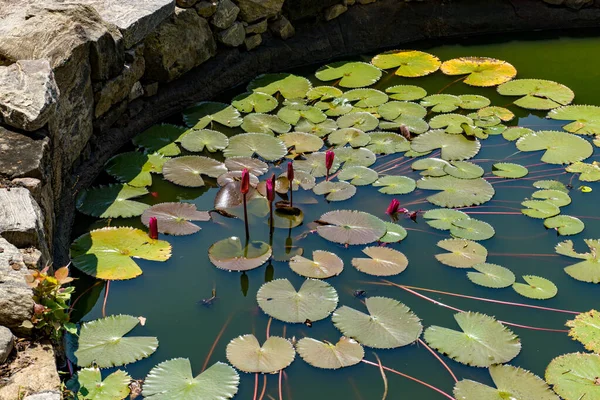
[65,49,600,399]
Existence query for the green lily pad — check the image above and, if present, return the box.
[332,296,422,349]
[307,86,343,101]
[503,127,533,141]
[521,200,560,219]
[512,275,557,299]
[566,310,600,354]
[76,184,149,218]
[315,61,382,88]
[371,50,441,77]
[257,278,338,323]
[77,368,131,400]
[459,94,491,110]
[132,124,186,156]
[366,131,411,154]
[231,91,278,113]
[378,101,427,121]
[492,162,529,178]
[467,263,516,289]
[450,218,495,241]
[217,171,259,188]
[315,99,353,117]
[386,85,427,101]
[289,251,344,279]
[424,311,521,367]
[336,112,379,131]
[341,89,389,108]
[74,315,158,368]
[313,181,357,201]
[484,124,507,136]
[444,161,484,179]
[497,79,574,110]
[556,239,600,283]
[328,128,371,147]
[316,210,387,245]
[180,129,229,153]
[338,166,378,185]
[441,57,517,87]
[516,130,593,164]
[546,352,600,400]
[279,131,324,153]
[478,106,515,122]
[380,222,408,242]
[280,170,316,190]
[533,179,568,192]
[224,157,268,176]
[241,113,291,134]
[412,158,450,177]
[351,246,408,276]
[224,133,287,161]
[547,105,600,135]
[417,176,495,207]
[105,152,166,188]
[208,237,271,271]
[411,130,481,161]
[296,337,364,370]
[247,73,312,99]
[141,202,210,236]
[334,147,377,168]
[372,175,416,194]
[429,114,474,134]
[143,359,239,400]
[544,215,585,236]
[424,209,469,230]
[566,161,600,181]
[226,334,296,373]
[420,94,462,113]
[468,112,501,128]
[295,118,338,137]
[163,156,226,187]
[532,189,571,207]
[182,102,242,129]
[295,151,342,177]
[436,238,488,268]
[378,115,429,134]
[277,105,327,125]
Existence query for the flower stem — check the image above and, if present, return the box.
[417,338,458,383]
[243,193,250,244]
[202,313,233,372]
[102,280,110,318]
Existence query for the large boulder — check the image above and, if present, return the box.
[23,392,62,400]
[0,127,50,180]
[0,60,59,132]
[211,0,240,29]
[217,22,245,47]
[144,7,216,82]
[0,238,34,332]
[234,0,284,22]
[0,325,14,363]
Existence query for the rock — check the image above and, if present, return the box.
[0,60,59,132]
[94,45,145,117]
[0,341,60,399]
[23,392,62,400]
[269,15,295,40]
[12,178,42,200]
[0,238,33,332]
[211,0,240,29]
[0,127,49,180]
[244,34,262,50]
[129,81,144,101]
[144,7,217,82]
[344,0,356,6]
[235,0,285,22]
[0,326,14,364]
[196,1,218,17]
[358,0,376,4]
[20,248,43,269]
[324,4,348,20]
[245,19,268,34]
[565,0,593,8]
[283,0,339,20]
[144,82,160,97]
[218,22,246,47]
[543,0,565,4]
[177,0,199,7]
[92,100,128,134]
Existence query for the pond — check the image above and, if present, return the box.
[67,31,600,399]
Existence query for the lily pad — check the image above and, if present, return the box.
[315,99,353,117]
[386,85,427,101]
[521,200,560,219]
[295,118,338,137]
[412,158,451,177]
[226,334,296,373]
[378,101,427,121]
[450,218,495,241]
[512,275,557,299]
[436,238,488,268]
[467,263,516,289]
[378,115,429,134]
[546,352,600,400]
[555,239,600,283]
[429,114,474,134]
[417,176,495,207]
[424,311,521,367]
[313,181,357,201]
[503,127,533,141]
[533,179,568,193]
[182,102,242,129]
[217,171,259,187]
[351,246,408,276]
[241,113,291,134]
[141,202,210,236]
[180,129,229,153]
[289,251,344,279]
[516,130,593,164]
[295,152,342,177]
[341,89,388,107]
[143,359,240,400]
[566,310,600,354]
[336,112,379,131]
[371,50,441,77]
[492,163,529,178]
[424,209,469,230]
[280,170,316,191]
[315,61,382,88]
[547,105,600,135]
[257,278,338,323]
[444,161,484,179]
[478,106,515,122]
[328,128,371,148]
[366,131,411,154]
[163,156,226,187]
[420,94,462,113]
[296,337,364,370]
[76,368,131,400]
[380,222,408,242]
[316,210,387,245]
[411,130,481,161]
[279,131,324,153]
[566,161,600,182]
[76,184,149,218]
[544,215,585,236]
[224,157,268,176]
[307,86,343,101]
[332,296,422,349]
[247,73,312,99]
[232,91,278,113]
[106,152,166,188]
[338,166,378,186]
[208,237,271,271]
[497,79,574,110]
[132,124,186,156]
[459,94,491,110]
[532,189,571,207]
[372,175,416,194]
[224,133,288,161]
[441,57,517,87]
[334,147,377,168]
[277,105,327,126]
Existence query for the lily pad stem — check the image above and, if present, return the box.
[201,313,233,372]
[373,353,388,400]
[417,338,458,383]
[437,76,467,94]
[259,374,268,400]
[253,373,259,400]
[102,280,111,318]
[279,370,283,400]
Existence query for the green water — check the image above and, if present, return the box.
[72,32,600,399]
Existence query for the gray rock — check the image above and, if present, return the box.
[0,238,33,332]
[129,81,144,101]
[245,18,268,34]
[144,7,217,82]
[565,0,593,8]
[144,82,160,97]
[23,392,62,400]
[0,60,59,132]
[324,4,348,20]
[0,326,14,364]
[269,15,295,40]
[235,0,284,22]
[12,178,42,200]
[177,0,199,7]
[92,100,128,134]
[0,127,49,180]
[244,33,262,50]
[20,248,43,269]
[195,1,218,17]
[218,22,246,47]
[211,0,240,29]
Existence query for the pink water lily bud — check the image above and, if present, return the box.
[266,174,275,202]
[241,168,250,195]
[325,150,335,171]
[287,162,294,182]
[149,217,159,240]
[386,199,400,215]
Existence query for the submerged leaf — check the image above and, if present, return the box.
[296,337,364,370]
[436,238,488,268]
[497,79,574,110]
[352,246,408,276]
[106,152,166,187]
[512,275,557,299]
[441,57,517,87]
[226,334,295,373]
[289,251,344,279]
[208,237,271,271]
[141,202,210,236]
[316,210,387,245]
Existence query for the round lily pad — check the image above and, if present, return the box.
[512,275,557,300]
[459,94,491,110]
[289,251,344,279]
[106,152,167,188]
[313,181,357,201]
[424,209,469,230]
[478,106,515,122]
[566,161,600,181]
[417,176,495,208]
[295,152,341,178]
[224,157,268,176]
[497,79,574,110]
[217,171,259,187]
[232,91,278,113]
[307,86,343,101]
[338,166,378,185]
[226,334,296,373]
[328,128,371,148]
[534,179,569,192]
[295,118,338,137]
[436,238,488,268]
[566,310,600,354]
[315,61,382,88]
[366,131,411,154]
[296,337,364,370]
[316,210,387,245]
[180,129,229,153]
[371,50,441,77]
[378,115,429,134]
[316,99,353,117]
[280,170,316,191]
[547,105,600,135]
[441,57,517,87]
[247,73,312,99]
[277,105,327,126]
[378,101,427,121]
[444,161,484,179]
[279,131,324,153]
[450,218,495,241]
[351,246,408,276]
[341,89,389,108]
[224,133,288,161]
[208,237,271,271]
[182,102,242,129]
[411,130,481,161]
[492,162,529,178]
[532,189,572,207]
[412,158,450,177]
[76,184,149,218]
[546,352,600,400]
[76,368,131,400]
[556,239,600,283]
[429,114,474,134]
[503,127,533,141]
[380,222,408,243]
[516,130,593,165]
[467,263,516,289]
[141,202,210,236]
[336,112,379,131]
[163,156,227,187]
[372,175,416,194]
[386,85,427,101]
[521,200,561,219]
[241,113,291,134]
[133,124,186,156]
[334,147,377,168]
[544,215,585,236]
[420,94,462,113]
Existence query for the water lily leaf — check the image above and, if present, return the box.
[378,115,429,134]
[380,222,408,243]
[317,210,387,245]
[468,112,501,128]
[105,152,166,188]
[532,189,571,207]
[502,127,533,141]
[338,166,378,185]
[163,156,227,187]
[546,352,600,400]
[417,176,494,207]
[70,227,171,280]
[444,161,484,179]
[336,112,379,131]
[341,89,388,108]
[241,113,291,134]
[378,101,427,121]
[386,85,427,101]
[467,263,515,289]
[462,123,487,139]
[296,337,364,370]
[224,133,287,161]
[295,152,341,177]
[289,251,343,279]
[352,246,408,276]
[183,102,242,129]
[566,161,600,181]
[332,296,422,349]
[547,105,600,135]
[257,278,338,323]
[556,239,600,283]
[180,129,229,153]
[76,184,149,218]
[74,315,158,368]
[277,105,327,126]
[544,215,584,236]
[450,218,495,241]
[141,202,210,236]
[313,181,357,201]
[315,99,353,117]
[479,106,515,122]
[227,334,295,373]
[208,237,271,271]
[516,130,593,164]
[458,94,491,110]
[412,158,450,177]
[77,368,130,399]
[441,57,517,87]
[424,311,521,367]
[498,79,574,110]
[307,86,343,101]
[315,61,382,88]
[232,91,278,113]
[280,170,316,190]
[217,171,259,187]
[334,147,377,167]
[420,94,462,113]
[436,238,488,268]
[424,209,469,230]
[566,310,600,354]
[278,131,324,153]
[411,130,481,161]
[534,179,568,192]
[429,114,474,134]
[372,50,441,77]
[372,175,416,194]
[521,200,560,219]
[247,73,312,99]
[492,162,529,178]
[328,128,370,148]
[132,124,186,156]
[295,118,338,137]
[271,208,304,229]
[143,359,239,400]
[366,131,410,154]
[454,364,558,400]
[512,275,557,299]
[224,157,268,176]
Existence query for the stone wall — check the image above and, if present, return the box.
[1,0,600,397]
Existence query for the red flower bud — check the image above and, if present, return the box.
[386,199,400,215]
[241,168,250,195]
[266,174,275,202]
[325,150,335,171]
[149,217,158,240]
[287,162,294,182]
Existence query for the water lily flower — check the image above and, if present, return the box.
[241,168,250,194]
[149,217,159,239]
[386,199,401,215]
[325,150,335,181]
